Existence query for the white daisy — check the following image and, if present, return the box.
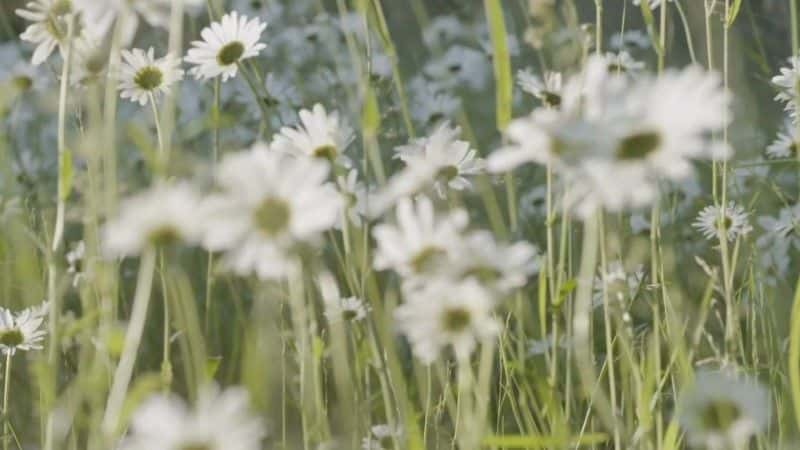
[491,56,730,218]
[121,385,265,450]
[372,196,468,280]
[336,169,371,228]
[386,121,485,201]
[422,15,467,48]
[766,119,800,159]
[0,301,48,355]
[200,143,341,280]
[185,11,267,82]
[593,261,645,306]
[409,77,461,126]
[604,50,646,74]
[772,55,800,122]
[271,103,353,163]
[72,35,109,85]
[324,296,369,324]
[677,370,770,450]
[450,231,540,294]
[102,182,204,257]
[758,202,800,249]
[517,69,563,107]
[118,47,184,106]
[361,424,402,450]
[16,0,74,66]
[317,270,369,324]
[395,278,500,364]
[692,202,752,242]
[423,45,489,91]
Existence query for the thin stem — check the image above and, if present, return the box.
[595,0,603,54]
[792,0,799,57]
[102,247,158,437]
[3,352,11,450]
[236,62,271,132]
[148,93,165,173]
[44,18,74,450]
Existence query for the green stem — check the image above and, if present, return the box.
[148,93,165,174]
[102,247,158,437]
[3,352,11,450]
[236,62,271,133]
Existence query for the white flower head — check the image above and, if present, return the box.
[121,385,266,450]
[119,47,184,106]
[773,55,800,122]
[758,202,800,250]
[318,271,369,324]
[103,182,204,257]
[766,118,800,159]
[409,77,461,126]
[186,11,267,82]
[16,0,74,65]
[361,424,402,450]
[517,69,563,107]
[491,57,730,218]
[450,231,540,294]
[677,370,770,450]
[692,202,752,242]
[201,144,341,279]
[387,121,485,201]
[593,260,645,306]
[372,195,468,281]
[423,45,489,91]
[336,169,371,228]
[604,50,646,74]
[0,301,48,355]
[271,103,353,163]
[395,278,500,364]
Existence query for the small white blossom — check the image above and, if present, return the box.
[186,11,267,82]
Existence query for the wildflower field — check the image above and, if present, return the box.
[2,0,800,448]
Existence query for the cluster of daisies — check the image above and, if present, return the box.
[5,0,788,449]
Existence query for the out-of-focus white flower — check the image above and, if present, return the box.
[103,183,204,257]
[372,196,468,281]
[361,424,402,450]
[395,278,499,364]
[271,103,353,164]
[677,370,770,450]
[490,56,731,218]
[766,119,800,159]
[773,55,800,122]
[384,122,484,202]
[121,385,266,450]
[424,45,489,91]
[604,50,646,74]
[517,69,563,107]
[449,231,540,294]
[16,0,74,65]
[409,76,461,126]
[201,144,341,279]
